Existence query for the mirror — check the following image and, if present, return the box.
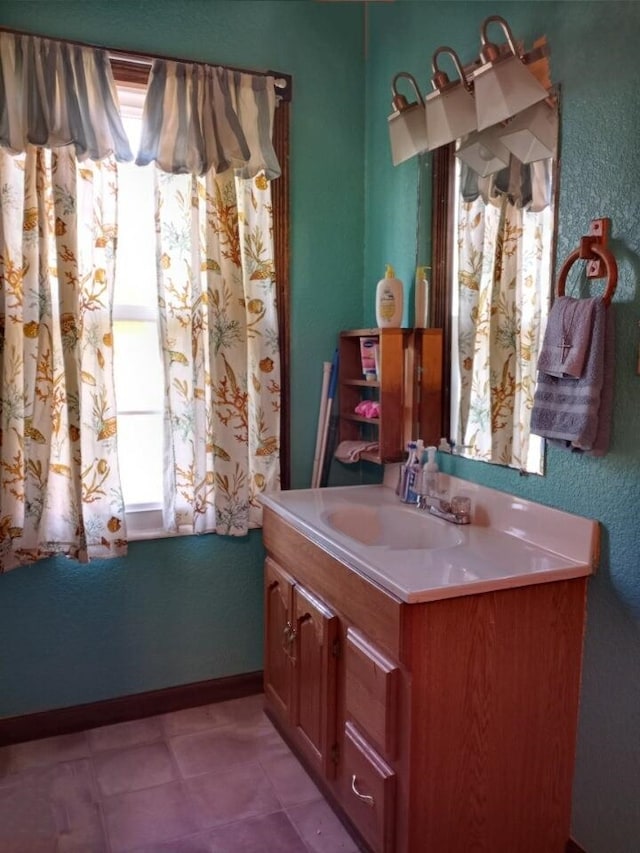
[420,102,559,475]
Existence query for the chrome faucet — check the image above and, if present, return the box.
[416,493,471,525]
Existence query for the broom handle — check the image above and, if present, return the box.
[311,361,332,488]
[316,350,339,489]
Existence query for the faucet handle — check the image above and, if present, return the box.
[450,495,471,522]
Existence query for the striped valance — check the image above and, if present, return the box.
[460,158,552,212]
[136,59,281,178]
[0,31,132,162]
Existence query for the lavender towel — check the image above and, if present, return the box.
[537,296,597,378]
[531,300,612,452]
[580,306,615,456]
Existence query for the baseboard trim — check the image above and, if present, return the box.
[566,840,586,853]
[0,670,263,747]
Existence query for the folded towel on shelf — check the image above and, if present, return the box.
[531,299,613,454]
[334,441,379,463]
[537,296,597,378]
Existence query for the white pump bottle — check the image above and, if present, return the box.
[422,446,439,497]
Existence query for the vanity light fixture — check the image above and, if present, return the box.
[499,99,558,163]
[472,15,549,131]
[388,72,430,166]
[456,125,510,177]
[424,46,477,150]
[386,15,551,164]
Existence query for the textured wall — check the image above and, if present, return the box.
[0,1,366,714]
[366,3,640,851]
[1,2,638,850]
[0,535,265,715]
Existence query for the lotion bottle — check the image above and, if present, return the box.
[376,265,404,328]
[414,265,430,328]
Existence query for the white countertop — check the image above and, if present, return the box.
[261,479,598,604]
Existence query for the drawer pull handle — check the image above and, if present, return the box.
[351,774,375,807]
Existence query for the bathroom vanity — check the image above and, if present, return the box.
[261,479,598,853]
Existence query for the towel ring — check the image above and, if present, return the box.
[557,243,618,306]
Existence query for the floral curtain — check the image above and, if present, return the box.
[155,169,280,535]
[0,147,127,571]
[0,35,282,570]
[143,58,281,536]
[0,31,131,572]
[456,166,553,472]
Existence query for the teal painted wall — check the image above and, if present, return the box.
[0,535,265,713]
[0,1,366,713]
[1,2,638,850]
[366,3,640,851]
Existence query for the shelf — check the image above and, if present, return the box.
[338,329,409,464]
[339,327,388,338]
[342,414,381,426]
[343,379,380,389]
[337,328,443,465]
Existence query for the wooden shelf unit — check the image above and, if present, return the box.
[338,328,443,464]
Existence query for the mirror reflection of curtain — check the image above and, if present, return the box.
[140,59,282,535]
[454,160,553,472]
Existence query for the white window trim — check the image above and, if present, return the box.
[115,80,169,540]
[124,505,169,541]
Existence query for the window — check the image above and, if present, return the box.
[111,82,167,536]
[110,60,291,537]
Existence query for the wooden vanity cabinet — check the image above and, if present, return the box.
[262,508,587,853]
[264,556,339,779]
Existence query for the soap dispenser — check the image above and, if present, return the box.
[414,265,430,329]
[422,445,439,497]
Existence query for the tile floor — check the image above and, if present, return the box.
[0,693,360,853]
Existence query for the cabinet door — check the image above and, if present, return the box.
[264,557,295,720]
[290,583,339,778]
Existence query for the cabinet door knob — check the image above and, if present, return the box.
[351,774,375,807]
[282,621,297,647]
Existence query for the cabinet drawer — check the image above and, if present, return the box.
[342,722,396,853]
[345,628,399,760]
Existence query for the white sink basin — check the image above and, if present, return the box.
[323,503,463,550]
[261,483,596,603]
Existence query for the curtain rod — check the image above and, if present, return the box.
[0,25,292,102]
